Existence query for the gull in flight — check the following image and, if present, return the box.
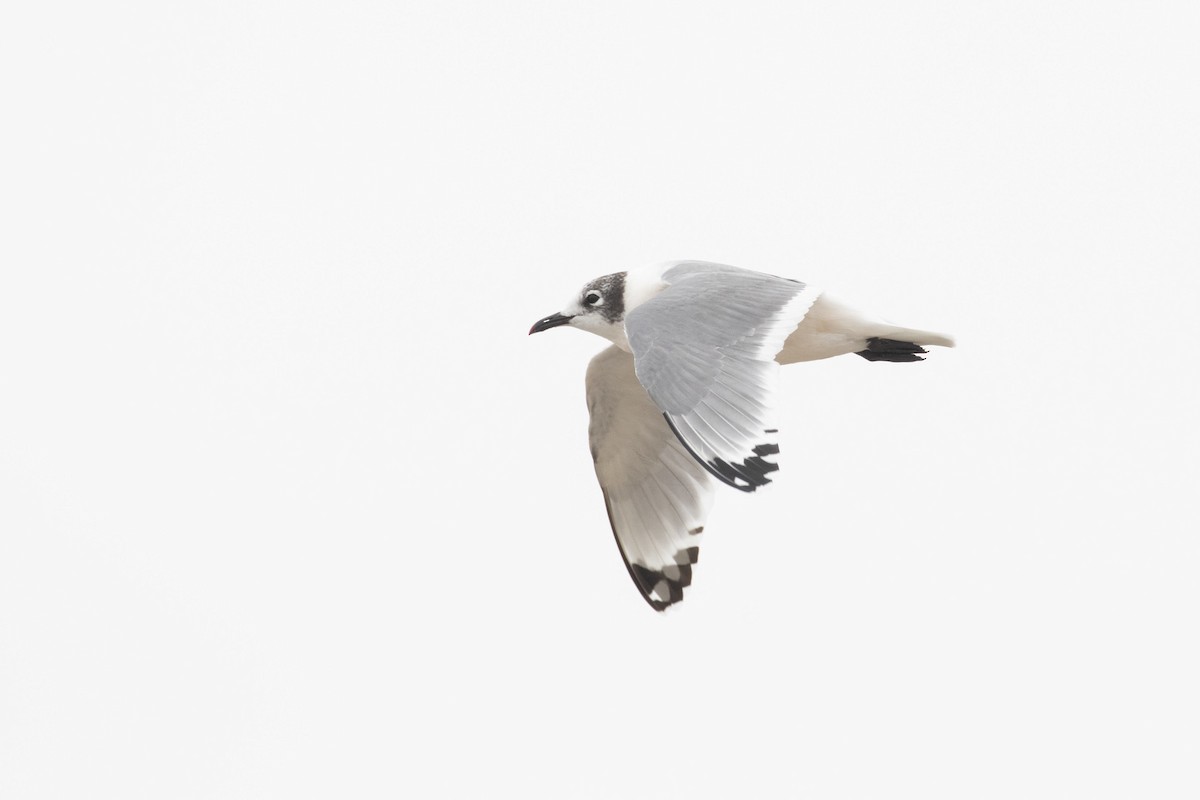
[529,261,954,611]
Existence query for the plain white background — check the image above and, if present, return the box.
[2,2,1197,798]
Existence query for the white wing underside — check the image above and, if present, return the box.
[586,346,714,610]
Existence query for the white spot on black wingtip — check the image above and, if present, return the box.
[704,448,779,492]
[663,415,782,493]
[629,546,700,611]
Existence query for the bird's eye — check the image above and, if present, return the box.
[583,291,602,306]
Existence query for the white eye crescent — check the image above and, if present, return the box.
[583,291,603,307]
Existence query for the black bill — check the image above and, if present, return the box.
[528,312,574,335]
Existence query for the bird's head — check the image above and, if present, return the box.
[528,271,629,346]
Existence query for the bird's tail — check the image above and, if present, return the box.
[778,294,955,364]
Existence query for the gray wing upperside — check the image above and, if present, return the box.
[624,262,819,492]
[587,345,714,611]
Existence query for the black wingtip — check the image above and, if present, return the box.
[602,489,704,612]
[706,455,777,492]
[663,415,779,493]
[856,337,928,362]
[628,548,701,611]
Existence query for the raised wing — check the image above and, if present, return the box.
[587,345,715,611]
[624,261,818,492]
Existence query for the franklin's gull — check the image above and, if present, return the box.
[529,260,954,610]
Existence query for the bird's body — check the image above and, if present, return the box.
[530,260,953,611]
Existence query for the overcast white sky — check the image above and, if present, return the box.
[2,2,1198,798]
